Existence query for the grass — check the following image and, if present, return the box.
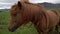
[0,25,38,34]
[0,11,10,25]
[0,8,60,34]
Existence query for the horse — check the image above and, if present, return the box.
[8,1,59,34]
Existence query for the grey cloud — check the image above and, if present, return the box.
[0,0,18,3]
[55,0,60,3]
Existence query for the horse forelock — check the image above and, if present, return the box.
[11,4,17,10]
[11,2,22,10]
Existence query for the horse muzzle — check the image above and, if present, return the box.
[8,27,16,32]
[8,23,19,32]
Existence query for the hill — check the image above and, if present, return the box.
[0,9,9,12]
[38,2,60,9]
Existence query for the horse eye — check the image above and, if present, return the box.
[13,13,17,16]
[14,19,17,23]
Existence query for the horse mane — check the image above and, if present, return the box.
[24,2,44,8]
[20,0,44,8]
[20,0,29,3]
[20,0,44,9]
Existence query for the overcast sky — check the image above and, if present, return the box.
[0,0,60,3]
[0,0,60,9]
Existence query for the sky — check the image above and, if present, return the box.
[0,0,60,9]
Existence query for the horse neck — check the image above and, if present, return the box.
[22,11,33,22]
[21,3,48,23]
[22,11,46,22]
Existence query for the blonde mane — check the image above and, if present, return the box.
[20,0,29,3]
[19,0,44,8]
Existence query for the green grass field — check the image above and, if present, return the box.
[0,8,60,34]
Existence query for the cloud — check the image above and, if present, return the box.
[0,0,18,9]
[0,0,18,3]
[0,2,12,5]
[0,0,60,3]
[30,0,57,3]
[55,0,60,3]
[0,6,10,9]
[0,2,13,9]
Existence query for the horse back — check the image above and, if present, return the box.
[47,10,59,28]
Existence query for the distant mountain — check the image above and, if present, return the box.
[0,9,9,12]
[38,2,60,8]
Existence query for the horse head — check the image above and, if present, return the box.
[8,1,28,32]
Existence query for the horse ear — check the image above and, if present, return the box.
[18,1,22,9]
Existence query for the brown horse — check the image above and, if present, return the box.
[8,1,59,34]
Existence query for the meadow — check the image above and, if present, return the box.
[0,8,60,34]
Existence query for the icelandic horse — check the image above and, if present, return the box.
[8,1,60,34]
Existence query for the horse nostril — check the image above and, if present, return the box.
[14,20,16,22]
[8,28,11,31]
[8,28,15,32]
[14,13,17,16]
[14,19,17,23]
